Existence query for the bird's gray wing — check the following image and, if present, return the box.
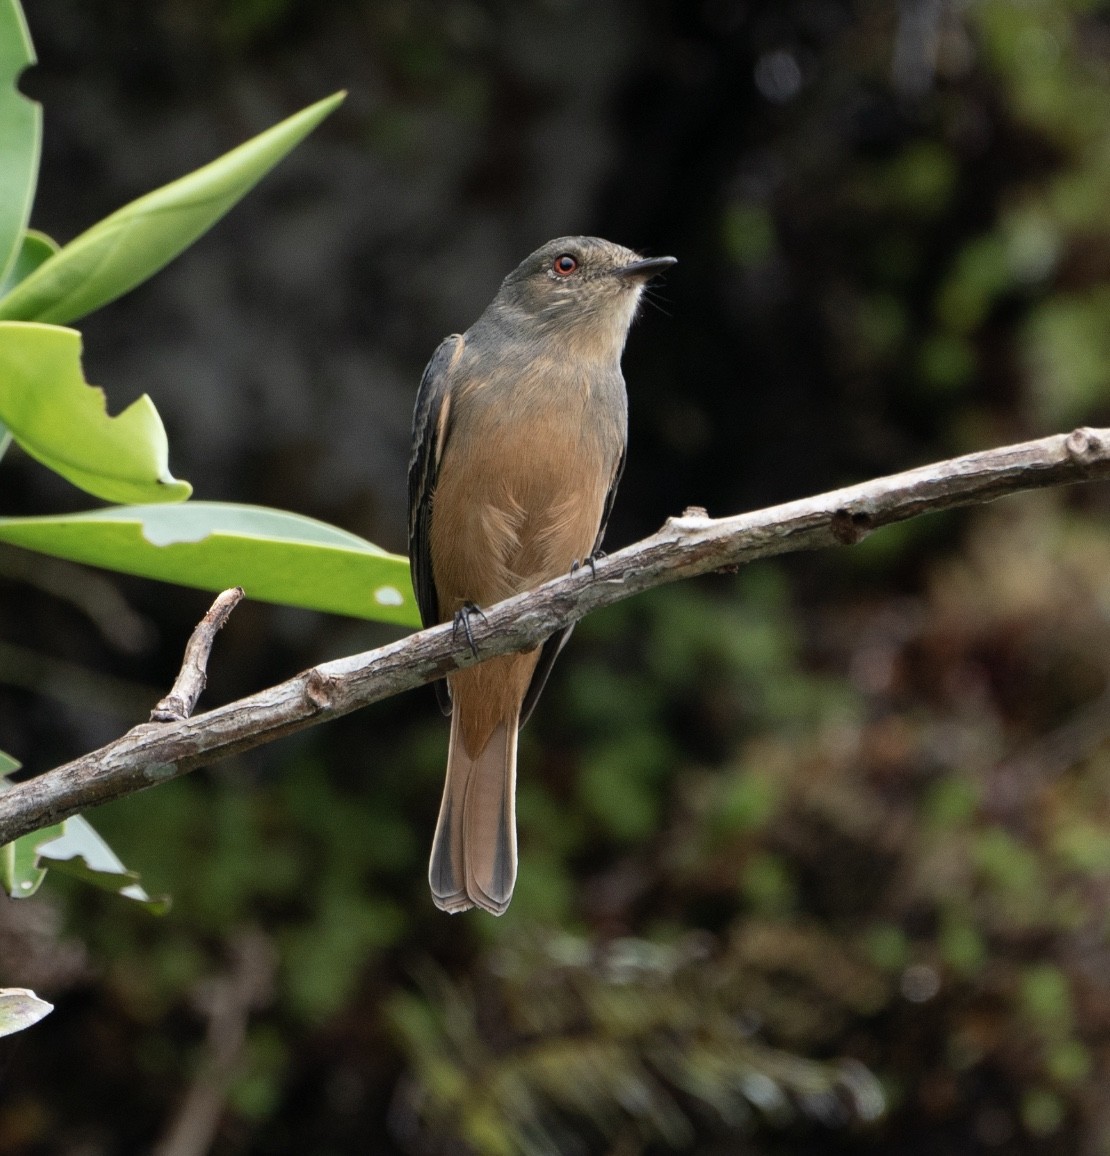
[409,334,463,716]
[520,446,626,727]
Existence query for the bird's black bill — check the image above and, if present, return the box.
[616,255,678,280]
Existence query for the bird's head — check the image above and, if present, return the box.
[491,236,676,358]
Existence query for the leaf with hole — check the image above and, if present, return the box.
[0,322,191,502]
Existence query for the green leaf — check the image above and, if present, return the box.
[0,758,54,898]
[0,322,191,502]
[0,763,167,909]
[0,825,55,897]
[0,0,41,288]
[0,228,57,297]
[0,91,346,324]
[35,814,169,913]
[0,988,52,1038]
[0,501,420,626]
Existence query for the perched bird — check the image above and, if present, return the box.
[408,236,676,914]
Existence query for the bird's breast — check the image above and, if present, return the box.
[428,359,626,614]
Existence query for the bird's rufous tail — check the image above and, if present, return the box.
[428,710,518,915]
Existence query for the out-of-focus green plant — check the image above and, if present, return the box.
[380,491,1110,1152]
[390,933,885,1154]
[44,747,425,1125]
[942,2,1110,430]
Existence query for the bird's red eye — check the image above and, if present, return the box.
[553,254,578,275]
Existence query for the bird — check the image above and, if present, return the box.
[408,236,676,915]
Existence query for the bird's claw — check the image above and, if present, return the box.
[452,602,486,658]
[571,550,606,579]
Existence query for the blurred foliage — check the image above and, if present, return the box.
[390,936,884,1154]
[2,0,1110,1154]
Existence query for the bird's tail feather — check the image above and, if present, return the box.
[428,708,469,913]
[428,711,518,915]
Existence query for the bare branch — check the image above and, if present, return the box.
[149,587,244,723]
[0,426,1107,847]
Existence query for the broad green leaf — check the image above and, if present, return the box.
[0,322,191,503]
[0,988,52,1037]
[35,814,169,913]
[0,0,41,287]
[0,228,57,297]
[0,91,345,324]
[0,501,420,626]
[0,749,19,775]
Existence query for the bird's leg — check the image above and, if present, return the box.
[452,601,486,658]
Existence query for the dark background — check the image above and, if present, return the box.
[2,1,1110,1153]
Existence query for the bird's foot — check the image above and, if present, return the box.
[571,550,607,579]
[452,602,486,658]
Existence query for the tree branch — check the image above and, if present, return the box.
[149,586,243,723]
[1,426,1107,846]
